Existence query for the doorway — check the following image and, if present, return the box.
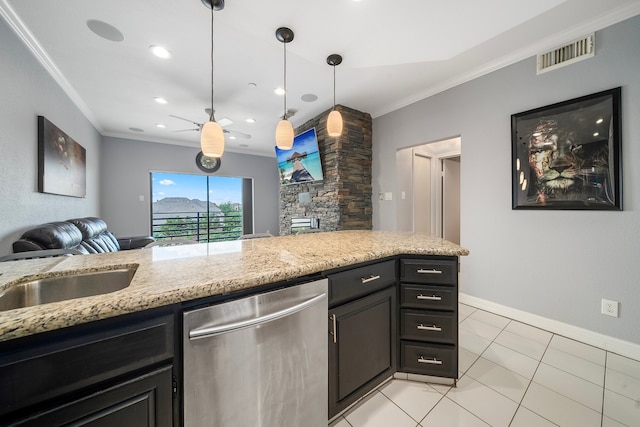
[396,137,461,243]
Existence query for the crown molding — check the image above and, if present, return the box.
[371,4,640,119]
[0,0,101,131]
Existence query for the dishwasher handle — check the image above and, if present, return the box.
[189,292,327,340]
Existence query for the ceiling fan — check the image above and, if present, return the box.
[170,108,251,139]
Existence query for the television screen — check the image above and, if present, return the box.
[275,127,324,185]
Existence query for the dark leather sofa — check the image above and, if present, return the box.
[12,217,155,254]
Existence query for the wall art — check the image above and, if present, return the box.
[511,87,621,210]
[38,116,86,197]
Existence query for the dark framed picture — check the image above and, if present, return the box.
[511,87,621,210]
[38,116,87,198]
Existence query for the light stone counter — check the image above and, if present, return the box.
[0,230,468,342]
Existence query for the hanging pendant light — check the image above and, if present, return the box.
[327,54,343,137]
[200,0,225,158]
[275,27,295,150]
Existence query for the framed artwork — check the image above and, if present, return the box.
[511,87,621,210]
[38,116,87,197]
[275,127,324,185]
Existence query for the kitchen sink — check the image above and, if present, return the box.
[0,267,136,312]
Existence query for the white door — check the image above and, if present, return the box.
[442,157,460,244]
[413,153,432,233]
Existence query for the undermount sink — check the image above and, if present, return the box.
[0,267,136,312]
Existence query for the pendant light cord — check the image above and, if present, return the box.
[283,40,287,120]
[333,64,336,110]
[210,5,214,121]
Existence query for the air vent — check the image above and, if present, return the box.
[537,33,595,74]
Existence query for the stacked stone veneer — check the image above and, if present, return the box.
[279,105,372,235]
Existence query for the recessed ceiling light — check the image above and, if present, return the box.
[229,135,237,140]
[150,45,172,59]
[596,118,604,124]
[274,87,285,96]
[593,132,600,137]
[156,123,166,128]
[86,19,124,42]
[245,118,256,123]
[301,93,318,102]
[154,97,168,104]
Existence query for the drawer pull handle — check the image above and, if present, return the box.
[417,294,442,301]
[417,324,442,332]
[417,268,442,275]
[418,356,443,365]
[361,274,381,284]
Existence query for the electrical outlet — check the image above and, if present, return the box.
[601,299,619,317]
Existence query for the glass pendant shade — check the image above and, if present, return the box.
[327,109,343,137]
[201,120,225,157]
[275,119,294,150]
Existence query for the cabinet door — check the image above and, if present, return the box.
[8,366,173,427]
[328,286,396,418]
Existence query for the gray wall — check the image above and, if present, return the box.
[0,18,101,256]
[100,137,280,237]
[373,15,640,344]
[0,15,280,255]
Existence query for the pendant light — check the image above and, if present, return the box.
[275,27,295,150]
[326,54,343,137]
[200,0,225,158]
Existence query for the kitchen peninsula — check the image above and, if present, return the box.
[0,230,468,426]
[0,230,468,341]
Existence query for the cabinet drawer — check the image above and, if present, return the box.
[400,310,456,343]
[400,342,457,378]
[328,260,396,306]
[400,259,457,285]
[400,284,456,310]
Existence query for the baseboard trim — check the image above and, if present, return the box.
[459,293,640,362]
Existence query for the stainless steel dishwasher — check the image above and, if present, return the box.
[183,279,328,427]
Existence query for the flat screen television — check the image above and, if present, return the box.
[275,127,324,185]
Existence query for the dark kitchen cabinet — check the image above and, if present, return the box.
[0,308,175,427]
[398,257,459,380]
[6,366,173,427]
[327,260,397,418]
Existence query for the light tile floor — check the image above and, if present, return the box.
[329,303,640,427]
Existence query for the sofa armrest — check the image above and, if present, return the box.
[117,236,156,250]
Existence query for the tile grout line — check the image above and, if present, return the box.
[508,331,559,426]
[379,382,447,426]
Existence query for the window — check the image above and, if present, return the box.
[150,172,253,243]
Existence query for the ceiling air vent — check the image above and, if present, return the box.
[537,33,595,74]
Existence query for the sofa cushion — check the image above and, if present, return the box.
[67,217,108,239]
[67,217,121,253]
[13,222,84,252]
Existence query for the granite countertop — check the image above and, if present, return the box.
[0,230,468,342]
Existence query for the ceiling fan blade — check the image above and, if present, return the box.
[172,128,199,132]
[223,129,251,139]
[169,115,202,126]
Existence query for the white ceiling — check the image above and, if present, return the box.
[2,0,640,157]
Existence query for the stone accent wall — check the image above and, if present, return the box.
[279,105,372,234]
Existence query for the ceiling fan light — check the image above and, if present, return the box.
[327,110,343,137]
[275,119,294,150]
[201,120,225,157]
